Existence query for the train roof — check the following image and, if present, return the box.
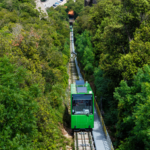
[76,80,84,86]
[71,81,93,94]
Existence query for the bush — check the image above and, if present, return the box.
[0,56,40,149]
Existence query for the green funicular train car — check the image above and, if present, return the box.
[70,25,72,32]
[71,80,94,130]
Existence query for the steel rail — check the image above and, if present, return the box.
[83,132,87,150]
[88,132,93,150]
[76,132,79,150]
[81,132,84,150]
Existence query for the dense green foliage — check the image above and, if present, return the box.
[0,57,39,149]
[75,30,94,75]
[74,0,150,149]
[114,65,150,150]
[0,0,71,149]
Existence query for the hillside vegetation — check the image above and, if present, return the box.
[74,0,150,149]
[0,0,72,149]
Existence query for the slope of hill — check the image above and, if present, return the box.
[0,0,72,149]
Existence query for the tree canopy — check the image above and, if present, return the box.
[74,0,150,149]
[0,0,71,149]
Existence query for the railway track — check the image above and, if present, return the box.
[74,131,95,150]
[70,26,96,150]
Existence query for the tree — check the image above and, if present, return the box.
[114,65,150,150]
[75,30,94,75]
[0,56,40,149]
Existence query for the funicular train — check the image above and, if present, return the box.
[71,80,94,130]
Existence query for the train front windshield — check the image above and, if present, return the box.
[72,94,93,115]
